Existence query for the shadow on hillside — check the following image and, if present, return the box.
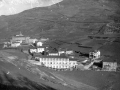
[0,71,56,90]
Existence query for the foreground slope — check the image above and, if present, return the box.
[0,49,97,90]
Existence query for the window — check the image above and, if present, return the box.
[44,58,46,61]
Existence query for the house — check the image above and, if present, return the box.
[58,48,74,56]
[37,46,45,53]
[66,50,74,55]
[11,33,30,44]
[77,58,118,71]
[33,55,78,69]
[89,50,101,59]
[39,38,49,42]
[35,41,43,47]
[58,51,65,56]
[48,53,59,56]
[11,42,21,47]
[29,46,37,53]
[27,38,38,44]
[29,46,45,54]
[102,62,117,71]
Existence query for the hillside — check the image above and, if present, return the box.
[0,0,120,90]
[0,0,119,38]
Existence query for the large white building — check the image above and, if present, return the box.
[33,55,78,69]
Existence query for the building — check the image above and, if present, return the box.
[11,32,30,44]
[89,50,100,59]
[102,62,117,71]
[66,50,74,55]
[33,55,78,69]
[11,41,21,47]
[34,38,49,47]
[58,49,74,56]
[37,46,45,53]
[35,41,43,47]
[48,53,59,56]
[29,46,45,54]
[27,38,38,44]
[29,46,37,53]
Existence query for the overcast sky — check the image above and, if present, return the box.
[0,0,63,16]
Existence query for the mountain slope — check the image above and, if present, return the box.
[0,0,119,39]
[0,0,63,16]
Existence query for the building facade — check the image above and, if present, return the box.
[34,55,77,69]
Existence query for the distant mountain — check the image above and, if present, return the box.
[0,0,119,39]
[0,0,63,16]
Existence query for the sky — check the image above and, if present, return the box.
[0,0,63,16]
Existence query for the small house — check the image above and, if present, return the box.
[29,46,45,54]
[37,46,45,53]
[35,41,43,47]
[11,42,21,47]
[89,50,101,59]
[49,53,59,56]
[102,62,117,71]
[27,38,38,44]
[29,46,37,53]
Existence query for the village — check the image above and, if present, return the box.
[2,32,119,72]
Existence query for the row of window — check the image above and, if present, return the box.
[45,65,73,69]
[41,61,76,65]
[39,58,68,61]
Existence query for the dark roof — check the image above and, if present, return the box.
[19,46,30,50]
[29,46,36,49]
[36,46,46,48]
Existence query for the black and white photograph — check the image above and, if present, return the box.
[0,0,120,90]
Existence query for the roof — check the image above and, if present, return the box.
[29,46,36,49]
[34,55,68,59]
[69,58,78,61]
[19,46,30,50]
[36,46,46,48]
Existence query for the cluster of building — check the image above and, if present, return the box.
[2,32,118,71]
[3,32,78,70]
